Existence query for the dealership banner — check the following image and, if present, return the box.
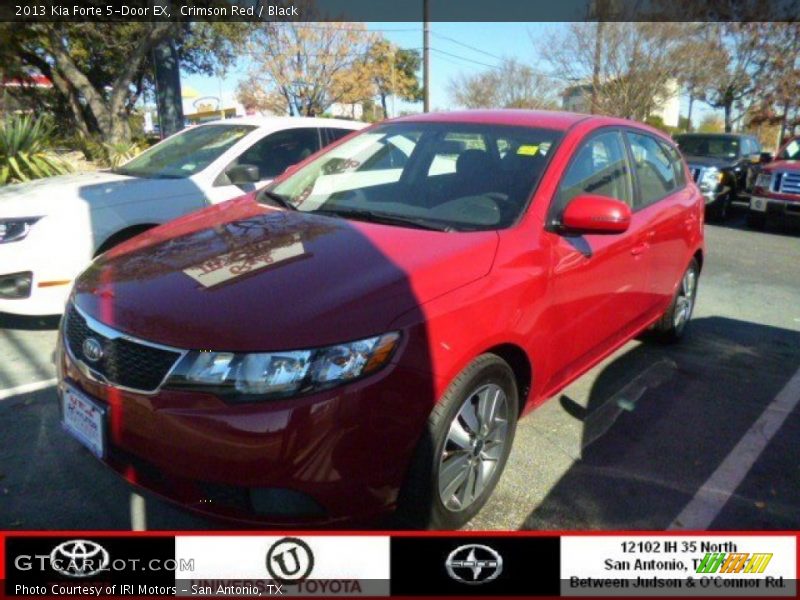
[2,533,797,597]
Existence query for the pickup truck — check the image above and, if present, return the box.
[748,136,800,229]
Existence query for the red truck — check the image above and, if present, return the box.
[748,136,800,228]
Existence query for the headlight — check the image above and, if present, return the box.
[167,332,401,401]
[0,217,41,244]
[755,173,772,189]
[699,167,723,191]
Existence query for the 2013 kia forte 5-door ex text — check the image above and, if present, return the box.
[56,110,704,529]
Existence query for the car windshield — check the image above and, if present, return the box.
[675,135,740,160]
[115,124,256,178]
[780,139,800,160]
[268,122,562,231]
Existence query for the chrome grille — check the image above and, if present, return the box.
[64,304,183,393]
[778,172,800,195]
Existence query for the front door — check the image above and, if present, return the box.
[544,129,653,390]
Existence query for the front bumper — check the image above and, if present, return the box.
[749,195,800,219]
[56,326,434,525]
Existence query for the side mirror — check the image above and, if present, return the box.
[759,152,774,164]
[561,194,632,235]
[226,164,260,185]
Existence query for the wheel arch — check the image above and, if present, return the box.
[94,223,158,257]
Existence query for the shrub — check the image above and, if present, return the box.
[0,115,72,184]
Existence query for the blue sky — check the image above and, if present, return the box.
[182,22,712,121]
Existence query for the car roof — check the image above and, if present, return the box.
[388,109,672,138]
[675,132,751,139]
[194,116,366,130]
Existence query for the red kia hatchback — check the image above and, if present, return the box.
[57,111,704,529]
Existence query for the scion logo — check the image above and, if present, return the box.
[266,537,314,583]
[445,544,503,585]
[50,540,110,577]
[82,338,103,363]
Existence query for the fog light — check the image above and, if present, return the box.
[0,271,33,299]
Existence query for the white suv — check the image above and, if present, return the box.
[0,117,364,316]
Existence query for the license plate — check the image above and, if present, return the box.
[750,196,768,212]
[62,384,107,458]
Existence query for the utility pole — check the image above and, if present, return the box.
[423,0,430,113]
[590,21,603,114]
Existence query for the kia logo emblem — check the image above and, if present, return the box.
[50,539,110,578]
[445,544,503,585]
[266,537,314,583]
[82,338,103,363]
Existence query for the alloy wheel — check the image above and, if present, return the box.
[673,266,697,331]
[437,383,509,512]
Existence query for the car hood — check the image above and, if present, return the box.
[683,155,735,169]
[763,159,800,173]
[73,197,499,351]
[0,170,194,217]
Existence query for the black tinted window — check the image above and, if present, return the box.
[553,130,634,217]
[234,128,320,179]
[627,131,677,206]
[661,140,687,187]
[325,128,354,144]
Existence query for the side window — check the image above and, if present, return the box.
[627,131,677,206]
[232,128,320,180]
[553,130,634,218]
[661,141,687,188]
[324,128,354,145]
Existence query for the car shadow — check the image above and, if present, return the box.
[521,316,800,531]
[0,312,61,331]
[709,205,800,238]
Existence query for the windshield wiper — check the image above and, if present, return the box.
[314,208,449,231]
[258,190,297,211]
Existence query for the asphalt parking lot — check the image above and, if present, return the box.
[1,209,799,531]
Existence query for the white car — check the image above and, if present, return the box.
[0,117,365,316]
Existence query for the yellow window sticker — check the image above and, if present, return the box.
[516,144,539,156]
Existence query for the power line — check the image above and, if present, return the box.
[430,47,503,71]
[431,32,505,62]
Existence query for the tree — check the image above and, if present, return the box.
[0,22,245,145]
[747,22,800,142]
[672,25,728,131]
[697,114,725,133]
[699,23,764,133]
[542,22,686,121]
[367,40,422,118]
[447,58,556,110]
[241,23,376,117]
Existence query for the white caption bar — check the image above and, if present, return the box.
[561,536,796,597]
[175,536,390,596]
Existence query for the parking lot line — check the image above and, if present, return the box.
[669,365,800,530]
[0,378,57,401]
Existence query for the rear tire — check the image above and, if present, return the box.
[396,354,519,529]
[706,194,730,222]
[746,211,766,230]
[651,258,699,343]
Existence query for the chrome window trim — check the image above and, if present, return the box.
[64,303,188,395]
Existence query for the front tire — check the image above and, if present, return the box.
[397,354,519,529]
[652,258,699,343]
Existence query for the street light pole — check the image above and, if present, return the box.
[423,0,430,113]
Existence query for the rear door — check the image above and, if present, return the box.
[624,129,696,311]
[545,129,653,388]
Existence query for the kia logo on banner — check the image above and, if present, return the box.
[445,544,503,585]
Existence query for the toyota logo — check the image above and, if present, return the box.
[445,544,503,585]
[82,338,103,363]
[50,539,110,578]
[266,537,314,583]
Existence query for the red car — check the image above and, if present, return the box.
[57,111,704,529]
[748,136,800,229]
